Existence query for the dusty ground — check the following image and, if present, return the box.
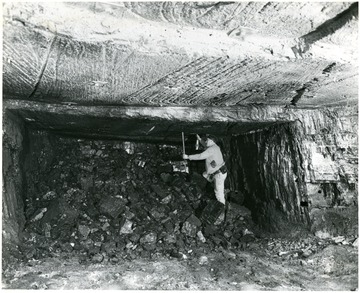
[2,239,358,290]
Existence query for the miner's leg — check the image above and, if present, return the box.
[214,172,227,204]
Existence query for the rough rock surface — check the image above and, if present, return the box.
[222,106,358,234]
[2,2,358,107]
[16,132,257,265]
[2,111,26,266]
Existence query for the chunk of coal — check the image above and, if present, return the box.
[80,175,94,192]
[181,214,202,237]
[78,225,91,240]
[99,196,127,219]
[163,233,177,244]
[225,202,252,226]
[140,232,157,244]
[157,164,173,174]
[240,234,256,243]
[200,200,225,225]
[101,242,117,255]
[150,184,168,199]
[120,219,134,234]
[203,224,215,236]
[190,172,208,190]
[91,253,104,263]
[160,173,173,184]
[163,219,175,233]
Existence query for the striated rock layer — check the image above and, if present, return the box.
[222,106,357,234]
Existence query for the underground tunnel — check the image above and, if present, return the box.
[3,102,358,289]
[2,1,358,290]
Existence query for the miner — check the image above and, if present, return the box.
[183,134,228,205]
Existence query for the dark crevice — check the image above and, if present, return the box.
[28,35,58,100]
[290,87,306,106]
[12,17,26,26]
[322,62,337,74]
[297,2,358,54]
[195,2,236,9]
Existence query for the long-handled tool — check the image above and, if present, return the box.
[181,132,189,173]
[182,132,186,155]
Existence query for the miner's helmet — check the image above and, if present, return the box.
[205,134,218,144]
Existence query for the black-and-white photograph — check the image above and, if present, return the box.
[2,1,358,290]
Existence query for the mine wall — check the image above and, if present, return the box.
[223,106,358,237]
[301,107,358,238]
[221,106,358,237]
[2,111,26,250]
[223,122,308,232]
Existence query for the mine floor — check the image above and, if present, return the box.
[2,237,358,290]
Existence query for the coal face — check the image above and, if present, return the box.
[18,130,255,264]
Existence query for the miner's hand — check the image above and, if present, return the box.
[183,154,189,160]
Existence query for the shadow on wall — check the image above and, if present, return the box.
[222,107,358,238]
[222,122,309,233]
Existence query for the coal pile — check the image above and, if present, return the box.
[21,137,255,264]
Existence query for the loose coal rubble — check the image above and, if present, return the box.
[21,137,256,264]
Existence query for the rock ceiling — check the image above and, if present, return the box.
[2,2,359,139]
